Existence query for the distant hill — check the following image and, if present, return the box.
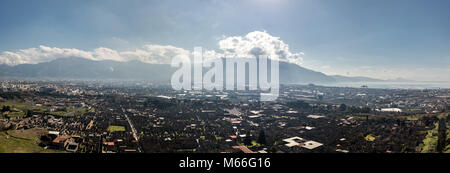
[0,57,386,84]
[0,57,174,83]
[331,75,384,83]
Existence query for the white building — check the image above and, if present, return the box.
[380,108,402,112]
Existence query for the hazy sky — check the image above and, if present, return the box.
[1,0,450,81]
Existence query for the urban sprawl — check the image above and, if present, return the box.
[0,80,449,153]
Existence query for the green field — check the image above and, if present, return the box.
[107,125,126,132]
[1,102,87,117]
[1,102,46,112]
[2,111,25,118]
[48,107,87,117]
[0,128,63,153]
[1,102,45,118]
[419,114,450,153]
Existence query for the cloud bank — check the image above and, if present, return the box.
[0,31,303,66]
[0,45,190,65]
[217,31,304,65]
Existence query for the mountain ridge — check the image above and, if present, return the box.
[0,57,384,84]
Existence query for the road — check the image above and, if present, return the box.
[124,113,143,153]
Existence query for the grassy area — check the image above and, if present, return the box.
[1,102,87,117]
[403,113,447,121]
[249,140,261,147]
[214,135,223,140]
[237,140,262,148]
[67,107,87,116]
[8,128,46,140]
[0,131,44,153]
[419,114,450,153]
[447,126,450,153]
[420,123,439,153]
[437,113,448,119]
[0,102,46,114]
[345,114,367,120]
[50,107,86,117]
[88,107,96,113]
[2,111,25,118]
[406,115,421,121]
[396,114,423,121]
[407,109,422,111]
[1,102,30,118]
[365,134,376,142]
[201,110,216,113]
[107,125,126,132]
[0,128,63,153]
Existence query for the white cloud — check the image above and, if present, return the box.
[217,31,304,65]
[93,47,125,62]
[0,31,303,66]
[121,44,190,64]
[0,46,94,65]
[0,44,190,66]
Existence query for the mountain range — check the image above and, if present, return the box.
[0,57,385,84]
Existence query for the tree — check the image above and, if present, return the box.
[269,146,277,153]
[339,104,347,112]
[257,130,267,146]
[244,132,252,146]
[1,105,10,112]
[361,107,371,113]
[436,118,447,153]
[287,101,310,110]
[25,110,33,118]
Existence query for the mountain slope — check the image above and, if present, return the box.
[0,57,175,82]
[0,57,379,84]
[279,62,336,84]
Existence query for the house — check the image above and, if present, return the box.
[282,136,323,150]
[65,142,79,152]
[283,136,305,147]
[302,141,323,150]
[52,136,71,150]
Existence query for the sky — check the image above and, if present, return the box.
[0,0,450,81]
